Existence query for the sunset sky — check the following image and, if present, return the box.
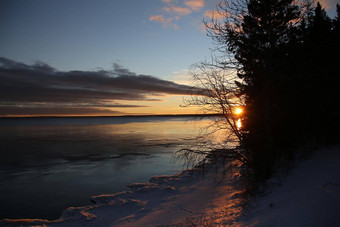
[0,0,338,117]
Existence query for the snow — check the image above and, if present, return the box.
[240,145,340,226]
[1,145,339,226]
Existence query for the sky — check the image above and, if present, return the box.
[0,0,339,117]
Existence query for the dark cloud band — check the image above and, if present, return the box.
[0,57,194,116]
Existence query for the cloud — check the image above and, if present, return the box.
[0,106,126,116]
[149,15,167,23]
[164,5,192,16]
[150,0,207,29]
[0,57,195,116]
[184,0,205,11]
[203,10,225,20]
[149,15,179,29]
[318,0,338,9]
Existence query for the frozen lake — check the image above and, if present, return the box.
[0,116,218,220]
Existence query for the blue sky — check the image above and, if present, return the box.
[0,0,339,116]
[1,0,338,76]
[0,0,220,79]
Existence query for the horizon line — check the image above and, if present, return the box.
[0,113,222,119]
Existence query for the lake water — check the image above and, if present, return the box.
[0,116,219,220]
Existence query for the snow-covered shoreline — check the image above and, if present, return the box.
[2,145,340,226]
[2,158,245,226]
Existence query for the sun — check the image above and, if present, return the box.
[234,107,243,115]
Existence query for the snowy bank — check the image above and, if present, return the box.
[240,145,340,226]
[1,160,245,226]
[1,145,339,226]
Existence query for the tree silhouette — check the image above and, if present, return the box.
[204,0,307,180]
[187,0,340,182]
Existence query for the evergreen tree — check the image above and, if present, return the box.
[203,0,339,182]
[292,2,340,144]
[230,0,302,180]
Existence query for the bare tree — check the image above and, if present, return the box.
[175,61,247,171]
[175,0,252,169]
[183,62,244,141]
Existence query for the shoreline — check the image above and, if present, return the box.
[1,158,245,226]
[2,145,339,226]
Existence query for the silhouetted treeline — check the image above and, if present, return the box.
[207,0,340,182]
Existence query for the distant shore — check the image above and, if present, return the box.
[0,113,222,119]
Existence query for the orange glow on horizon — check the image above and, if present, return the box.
[0,95,202,117]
